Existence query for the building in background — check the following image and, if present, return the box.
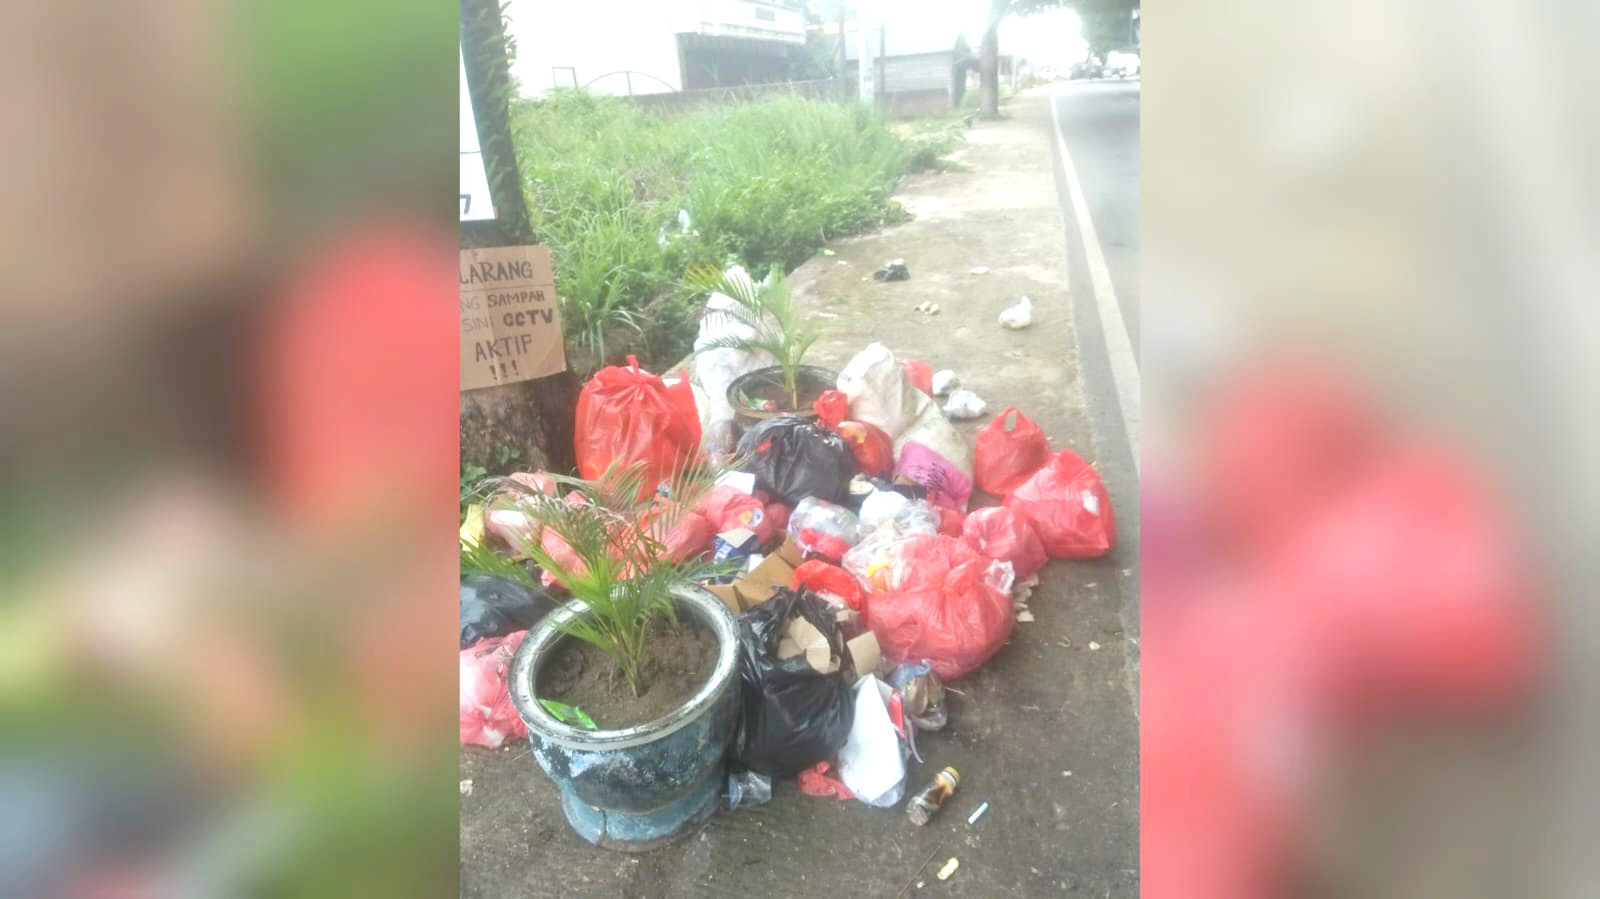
[506,0,807,97]
[843,24,972,116]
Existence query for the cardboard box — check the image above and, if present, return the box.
[698,534,807,615]
[777,616,839,674]
[846,631,881,684]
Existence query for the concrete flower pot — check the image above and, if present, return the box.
[508,583,741,851]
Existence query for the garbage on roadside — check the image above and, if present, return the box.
[836,675,908,807]
[460,575,555,649]
[1005,449,1117,558]
[937,857,960,880]
[797,760,854,799]
[942,389,988,420]
[858,534,1015,679]
[961,506,1049,580]
[975,407,1051,496]
[575,356,701,496]
[887,660,948,732]
[788,497,861,562]
[832,420,896,478]
[734,589,859,776]
[725,770,774,809]
[907,766,960,826]
[998,295,1033,329]
[468,319,1124,836]
[737,415,858,507]
[460,631,529,749]
[899,359,934,395]
[874,258,910,281]
[893,403,975,510]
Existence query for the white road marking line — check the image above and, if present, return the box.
[1050,88,1141,473]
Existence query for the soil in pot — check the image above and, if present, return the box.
[733,368,833,416]
[537,620,719,730]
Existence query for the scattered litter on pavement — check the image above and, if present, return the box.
[818,311,839,318]
[1088,641,1101,651]
[937,858,960,881]
[969,266,990,274]
[1017,610,1035,623]
[967,801,991,825]
[460,779,474,796]
[818,247,836,256]
[931,369,959,395]
[725,770,774,809]
[913,301,940,316]
[998,295,1033,329]
[943,389,987,419]
[907,766,960,825]
[875,259,911,281]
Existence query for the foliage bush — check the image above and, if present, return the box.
[511,91,944,375]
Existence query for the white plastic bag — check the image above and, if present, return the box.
[857,489,939,537]
[893,402,975,510]
[692,265,775,452]
[836,343,935,440]
[837,675,907,807]
[943,389,988,420]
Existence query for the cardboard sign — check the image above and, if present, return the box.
[460,245,566,390]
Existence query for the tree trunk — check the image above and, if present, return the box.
[979,21,1001,118]
[460,0,578,476]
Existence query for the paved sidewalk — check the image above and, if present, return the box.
[460,90,1140,898]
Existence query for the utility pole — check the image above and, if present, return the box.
[857,0,876,104]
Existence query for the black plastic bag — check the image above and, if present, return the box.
[736,415,858,507]
[734,589,856,777]
[460,574,555,649]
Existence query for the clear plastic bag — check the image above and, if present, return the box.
[857,490,939,537]
[725,770,774,809]
[787,497,861,562]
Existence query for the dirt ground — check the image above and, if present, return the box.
[460,91,1141,897]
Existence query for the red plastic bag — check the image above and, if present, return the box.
[460,631,528,748]
[695,485,774,543]
[974,407,1050,497]
[797,760,855,800]
[962,506,1048,580]
[862,535,1015,679]
[640,504,714,563]
[793,560,866,611]
[763,501,792,537]
[813,389,850,428]
[1005,450,1115,559]
[833,420,895,478]
[937,506,966,537]
[574,356,701,496]
[898,359,933,396]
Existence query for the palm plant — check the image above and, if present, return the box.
[466,457,726,698]
[686,264,819,411]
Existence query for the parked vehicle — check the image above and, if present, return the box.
[1105,50,1140,78]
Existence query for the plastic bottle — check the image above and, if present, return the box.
[906,766,960,825]
[725,770,773,810]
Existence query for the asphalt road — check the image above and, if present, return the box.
[1047,79,1141,653]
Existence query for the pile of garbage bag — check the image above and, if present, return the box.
[461,318,1118,819]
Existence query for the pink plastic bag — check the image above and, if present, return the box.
[695,485,775,544]
[861,535,1015,679]
[1005,450,1115,559]
[962,506,1049,580]
[460,631,528,748]
[898,359,934,396]
[974,408,1050,497]
[895,442,974,512]
[574,356,701,497]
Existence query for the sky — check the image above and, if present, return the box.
[859,0,1089,65]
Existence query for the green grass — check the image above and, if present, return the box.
[510,91,948,375]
